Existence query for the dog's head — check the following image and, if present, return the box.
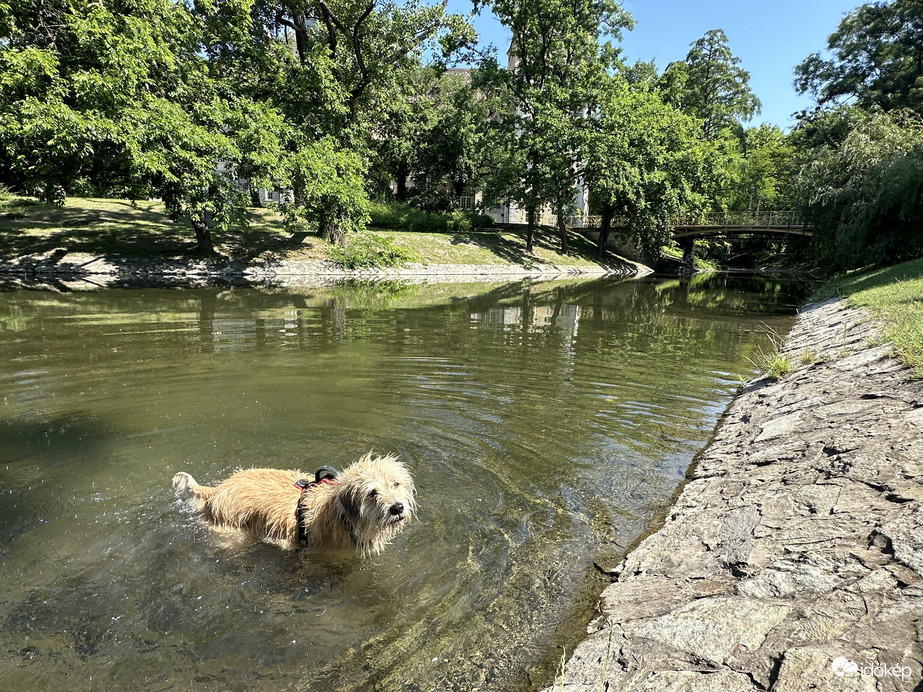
[335,452,416,556]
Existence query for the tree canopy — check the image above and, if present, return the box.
[662,29,761,140]
[795,0,923,114]
[4,0,918,272]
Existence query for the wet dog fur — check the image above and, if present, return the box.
[172,452,415,555]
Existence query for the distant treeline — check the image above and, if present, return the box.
[1,0,921,268]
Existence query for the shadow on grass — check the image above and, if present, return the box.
[449,226,610,265]
[833,258,923,297]
[0,199,192,259]
[0,199,301,261]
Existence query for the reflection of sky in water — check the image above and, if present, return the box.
[0,275,809,690]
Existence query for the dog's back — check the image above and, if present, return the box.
[173,468,303,544]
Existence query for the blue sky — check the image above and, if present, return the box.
[448,0,862,130]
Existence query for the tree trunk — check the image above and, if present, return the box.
[249,185,262,207]
[680,237,695,263]
[597,201,612,259]
[556,211,569,255]
[320,202,347,247]
[525,207,536,253]
[292,12,310,65]
[192,213,216,255]
[395,165,408,202]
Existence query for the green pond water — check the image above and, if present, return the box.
[0,274,810,691]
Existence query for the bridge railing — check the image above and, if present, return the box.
[569,211,808,229]
[674,211,807,228]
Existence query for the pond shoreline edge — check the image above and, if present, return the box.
[0,251,650,289]
[542,298,923,691]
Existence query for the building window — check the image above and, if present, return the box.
[459,195,473,210]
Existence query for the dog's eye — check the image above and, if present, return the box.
[393,482,400,488]
[368,489,378,499]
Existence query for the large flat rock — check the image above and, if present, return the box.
[544,298,923,691]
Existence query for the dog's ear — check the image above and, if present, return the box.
[337,487,362,529]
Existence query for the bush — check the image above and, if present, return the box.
[368,200,493,233]
[328,233,422,270]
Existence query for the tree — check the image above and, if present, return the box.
[795,0,923,115]
[229,0,476,244]
[249,0,475,133]
[795,108,923,269]
[662,29,761,140]
[0,0,477,251]
[420,70,503,202]
[476,0,632,253]
[727,124,797,212]
[584,75,719,258]
[0,0,297,254]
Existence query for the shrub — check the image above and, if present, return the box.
[368,200,493,233]
[328,233,422,270]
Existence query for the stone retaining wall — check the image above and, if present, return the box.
[0,250,646,289]
[545,298,923,691]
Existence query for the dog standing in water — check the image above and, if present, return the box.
[172,452,415,555]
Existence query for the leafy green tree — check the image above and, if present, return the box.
[795,0,923,114]
[281,136,369,245]
[662,29,761,140]
[796,108,923,269]
[727,124,797,211]
[584,75,718,258]
[228,0,475,244]
[419,70,503,202]
[252,0,474,133]
[0,0,296,254]
[476,0,632,254]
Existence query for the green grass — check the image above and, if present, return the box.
[327,233,422,270]
[0,196,298,260]
[812,257,923,376]
[0,196,629,271]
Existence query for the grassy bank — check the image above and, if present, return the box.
[813,257,923,376]
[0,196,626,270]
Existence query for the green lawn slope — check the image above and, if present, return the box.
[814,257,923,376]
[0,197,630,271]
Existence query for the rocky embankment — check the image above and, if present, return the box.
[0,250,645,288]
[546,298,923,691]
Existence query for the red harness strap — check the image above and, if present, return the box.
[294,467,340,547]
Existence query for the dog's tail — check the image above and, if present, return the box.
[172,472,216,501]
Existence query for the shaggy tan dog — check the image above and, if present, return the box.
[172,452,415,555]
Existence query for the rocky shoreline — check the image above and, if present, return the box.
[544,298,923,691]
[0,250,647,289]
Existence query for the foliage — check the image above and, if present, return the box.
[584,75,722,257]
[327,232,422,269]
[796,108,923,269]
[795,0,923,114]
[368,200,492,233]
[727,124,798,211]
[476,0,633,254]
[784,2,923,273]
[279,137,369,245]
[417,69,504,200]
[0,0,475,254]
[662,29,761,140]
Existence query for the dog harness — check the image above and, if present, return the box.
[294,466,340,548]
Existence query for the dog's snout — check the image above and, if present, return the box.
[389,502,404,516]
